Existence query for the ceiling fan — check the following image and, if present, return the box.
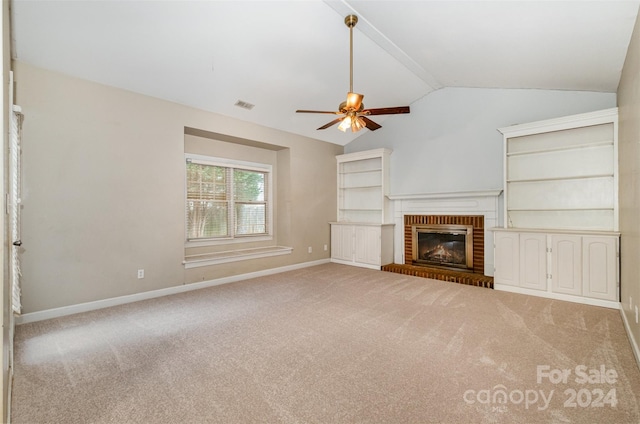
[296,15,410,133]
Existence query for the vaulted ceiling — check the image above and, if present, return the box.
[10,0,640,145]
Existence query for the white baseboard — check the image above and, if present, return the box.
[494,283,620,310]
[329,258,381,270]
[620,308,640,371]
[16,259,331,325]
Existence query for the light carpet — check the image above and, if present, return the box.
[11,263,640,423]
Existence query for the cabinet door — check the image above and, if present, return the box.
[331,224,354,262]
[494,232,520,287]
[520,233,547,291]
[551,235,582,296]
[582,236,618,301]
[354,226,381,266]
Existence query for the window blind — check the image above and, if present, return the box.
[10,108,22,314]
[186,156,271,241]
[186,162,230,239]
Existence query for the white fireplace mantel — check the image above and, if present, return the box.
[389,190,503,201]
[390,190,503,276]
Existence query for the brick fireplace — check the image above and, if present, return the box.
[382,190,502,288]
[404,214,485,274]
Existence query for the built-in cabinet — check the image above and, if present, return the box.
[551,235,582,296]
[519,232,547,291]
[494,109,620,308]
[494,229,619,308]
[330,149,394,269]
[330,223,394,269]
[582,236,618,302]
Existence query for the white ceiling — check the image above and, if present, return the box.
[10,0,640,146]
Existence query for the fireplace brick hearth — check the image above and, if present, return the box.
[381,263,494,289]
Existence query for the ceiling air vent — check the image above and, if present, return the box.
[234,100,255,110]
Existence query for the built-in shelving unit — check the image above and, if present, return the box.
[494,108,620,307]
[331,148,393,269]
[499,108,618,231]
[337,149,391,223]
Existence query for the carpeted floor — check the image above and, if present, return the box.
[11,263,640,423]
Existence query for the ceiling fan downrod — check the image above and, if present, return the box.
[345,15,358,95]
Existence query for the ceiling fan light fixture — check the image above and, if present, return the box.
[338,116,352,132]
[338,113,365,133]
[352,116,366,132]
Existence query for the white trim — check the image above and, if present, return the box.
[620,308,640,371]
[185,153,271,173]
[15,259,330,325]
[330,258,381,270]
[494,283,620,309]
[183,246,292,268]
[336,148,392,163]
[497,107,619,138]
[389,190,503,201]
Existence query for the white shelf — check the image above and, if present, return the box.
[507,174,614,183]
[508,207,615,212]
[339,168,383,174]
[506,140,613,157]
[507,210,615,232]
[340,185,383,189]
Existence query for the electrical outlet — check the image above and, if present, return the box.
[324,244,328,251]
[137,269,144,279]
[308,246,312,254]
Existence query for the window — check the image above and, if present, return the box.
[186,155,271,243]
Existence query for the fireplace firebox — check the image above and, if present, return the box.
[411,224,473,271]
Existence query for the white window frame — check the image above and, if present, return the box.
[185,153,273,247]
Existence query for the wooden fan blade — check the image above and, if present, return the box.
[296,109,342,115]
[363,106,410,116]
[361,116,381,131]
[317,118,344,130]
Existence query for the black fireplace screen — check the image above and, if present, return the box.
[412,225,473,270]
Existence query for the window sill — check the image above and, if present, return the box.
[185,235,274,248]
[183,246,293,269]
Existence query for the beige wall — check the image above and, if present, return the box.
[13,61,342,313]
[618,10,640,354]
